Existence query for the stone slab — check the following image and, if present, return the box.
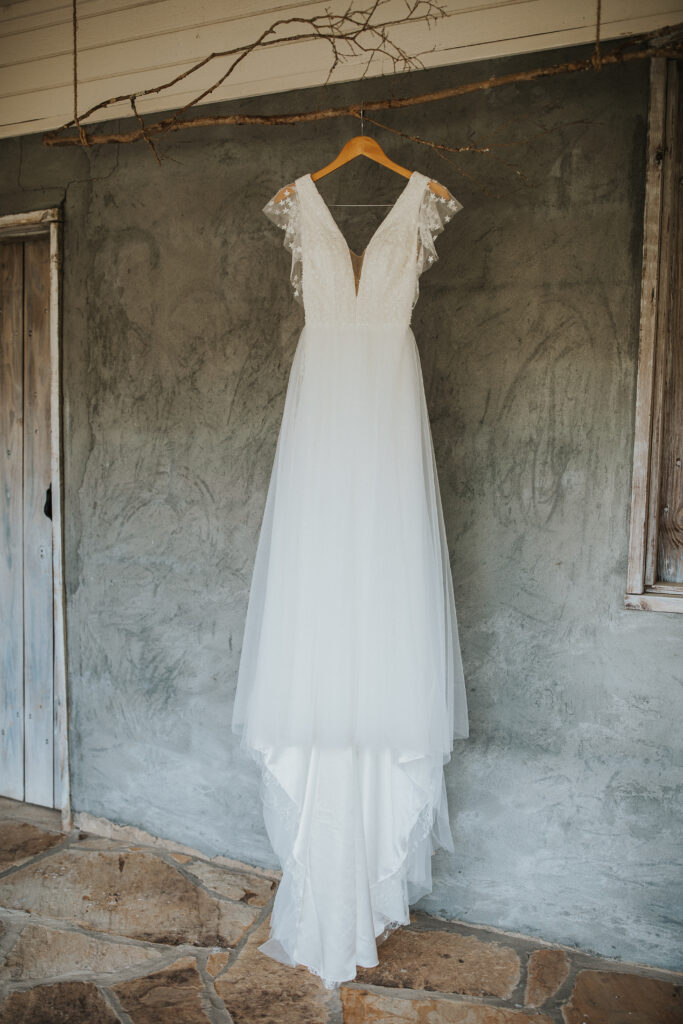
[524,948,569,1006]
[112,955,213,1024]
[340,987,554,1022]
[561,969,682,1023]
[1,923,163,981]
[206,950,231,976]
[0,980,121,1023]
[353,928,521,998]
[0,849,258,946]
[215,915,334,1023]
[0,821,65,871]
[183,858,276,906]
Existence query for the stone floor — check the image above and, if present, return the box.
[0,798,680,1023]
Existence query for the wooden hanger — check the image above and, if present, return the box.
[271,133,451,204]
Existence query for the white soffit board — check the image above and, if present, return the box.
[0,0,681,139]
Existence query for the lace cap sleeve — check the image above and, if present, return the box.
[263,182,303,306]
[416,181,462,279]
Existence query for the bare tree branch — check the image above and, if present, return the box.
[47,0,448,145]
[44,0,683,158]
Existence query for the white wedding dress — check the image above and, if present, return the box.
[231,168,470,989]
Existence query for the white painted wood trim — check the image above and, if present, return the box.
[644,59,679,586]
[624,591,683,613]
[625,57,682,612]
[0,206,71,824]
[647,581,683,595]
[626,57,666,598]
[48,217,71,830]
[0,209,61,235]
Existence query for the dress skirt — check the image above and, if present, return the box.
[231,320,469,988]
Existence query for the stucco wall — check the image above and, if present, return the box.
[1,44,681,971]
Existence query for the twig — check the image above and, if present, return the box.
[130,97,162,166]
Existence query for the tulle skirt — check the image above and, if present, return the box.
[231,321,469,987]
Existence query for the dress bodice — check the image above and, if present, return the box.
[262,170,462,327]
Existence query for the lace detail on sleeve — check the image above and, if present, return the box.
[413,181,462,307]
[263,182,303,307]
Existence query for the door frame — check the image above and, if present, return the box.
[0,207,70,829]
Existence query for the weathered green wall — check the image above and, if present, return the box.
[1,43,681,970]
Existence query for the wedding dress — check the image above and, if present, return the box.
[231,168,469,989]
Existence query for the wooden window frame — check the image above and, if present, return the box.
[0,207,72,827]
[625,58,682,614]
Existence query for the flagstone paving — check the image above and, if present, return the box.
[0,799,680,1023]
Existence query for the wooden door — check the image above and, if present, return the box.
[1,236,56,808]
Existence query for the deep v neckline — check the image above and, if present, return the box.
[305,170,420,298]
